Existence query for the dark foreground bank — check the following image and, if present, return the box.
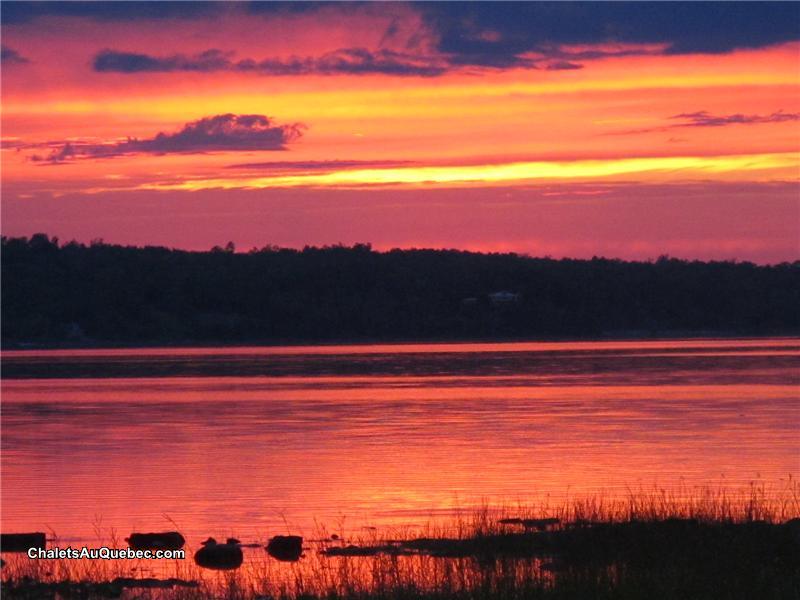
[3,518,799,600]
[3,234,799,346]
[3,483,800,600]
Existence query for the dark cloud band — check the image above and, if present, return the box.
[92,44,665,77]
[7,2,799,58]
[94,48,448,77]
[9,3,793,78]
[420,1,800,65]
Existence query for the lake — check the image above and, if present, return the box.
[1,338,798,545]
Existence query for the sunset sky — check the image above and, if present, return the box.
[2,1,799,262]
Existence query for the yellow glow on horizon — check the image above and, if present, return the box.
[136,153,800,191]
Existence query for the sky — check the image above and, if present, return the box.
[2,1,799,262]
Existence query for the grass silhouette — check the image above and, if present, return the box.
[2,481,798,599]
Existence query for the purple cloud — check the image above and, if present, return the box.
[34,114,305,163]
[545,61,584,71]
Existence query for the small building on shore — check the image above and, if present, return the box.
[488,291,522,305]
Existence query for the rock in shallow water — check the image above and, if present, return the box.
[266,535,303,561]
[1,532,46,553]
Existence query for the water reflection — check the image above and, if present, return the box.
[1,338,798,545]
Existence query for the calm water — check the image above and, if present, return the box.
[1,338,798,545]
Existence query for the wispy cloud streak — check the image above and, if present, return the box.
[226,160,413,173]
[609,110,800,136]
[670,110,800,127]
[1,45,30,65]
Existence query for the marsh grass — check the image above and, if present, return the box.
[3,481,799,599]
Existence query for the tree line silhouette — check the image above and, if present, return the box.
[3,234,798,346]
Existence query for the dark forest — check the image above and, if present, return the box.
[3,234,798,346]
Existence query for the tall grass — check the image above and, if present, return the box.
[3,481,799,600]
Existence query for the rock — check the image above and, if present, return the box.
[1,532,46,553]
[125,531,185,551]
[266,535,303,561]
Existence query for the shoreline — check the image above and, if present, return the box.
[4,479,798,548]
[4,331,799,353]
[3,503,799,600]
